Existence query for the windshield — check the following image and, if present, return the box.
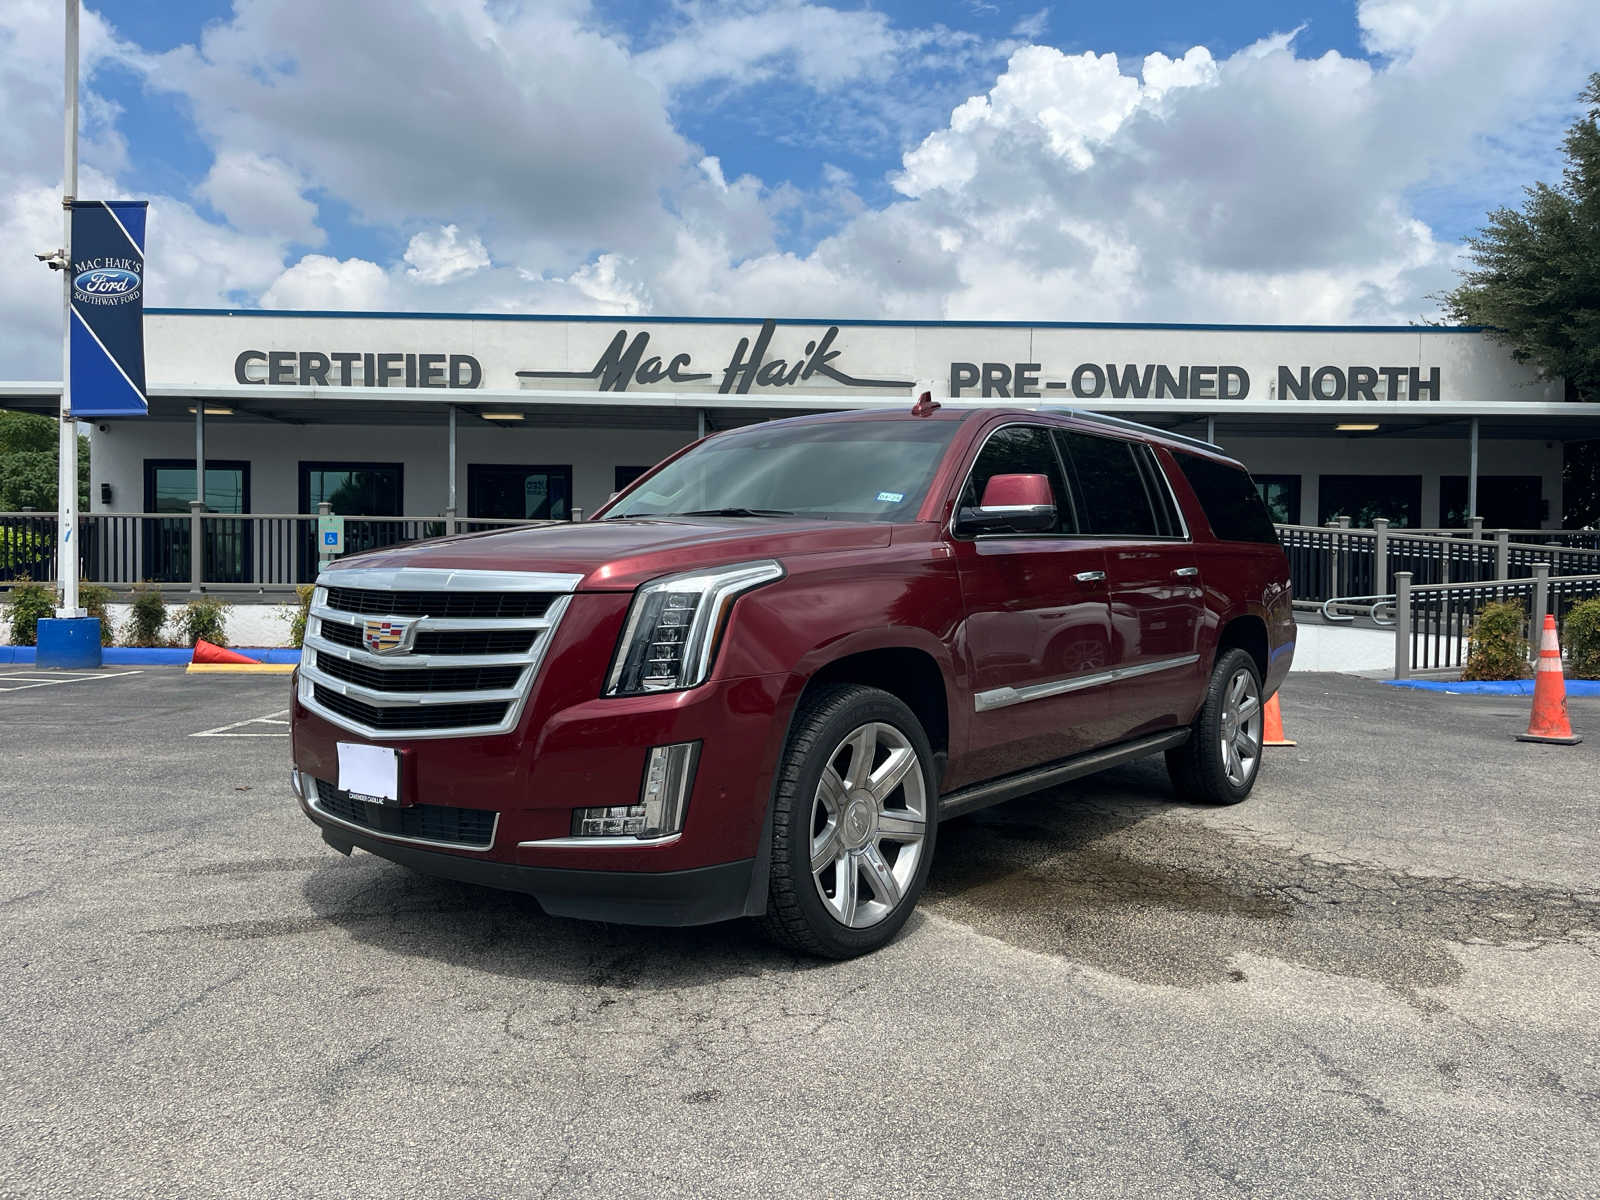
[606,419,959,522]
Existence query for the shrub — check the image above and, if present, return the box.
[1565,597,1600,679]
[1461,600,1531,681]
[176,595,230,647]
[287,583,315,649]
[126,584,167,646]
[4,577,56,646]
[79,582,116,647]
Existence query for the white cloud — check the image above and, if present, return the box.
[197,152,323,246]
[261,255,391,310]
[403,225,490,285]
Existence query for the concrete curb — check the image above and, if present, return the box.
[1384,679,1600,696]
[0,646,302,666]
[185,662,297,675]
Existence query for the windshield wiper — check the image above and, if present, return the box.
[679,507,797,518]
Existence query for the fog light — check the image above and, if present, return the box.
[571,741,700,839]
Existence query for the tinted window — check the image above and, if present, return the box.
[959,425,1075,534]
[1176,453,1280,543]
[1055,431,1161,537]
[606,419,957,522]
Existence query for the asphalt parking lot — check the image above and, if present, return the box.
[2,667,1598,1199]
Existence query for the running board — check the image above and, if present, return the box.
[938,728,1190,821]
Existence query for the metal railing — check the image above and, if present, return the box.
[1277,521,1600,604]
[0,508,564,592]
[1393,564,1600,677]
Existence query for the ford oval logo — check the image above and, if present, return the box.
[74,267,140,295]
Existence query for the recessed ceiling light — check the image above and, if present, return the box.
[480,411,525,421]
[186,405,233,415]
[1335,423,1379,432]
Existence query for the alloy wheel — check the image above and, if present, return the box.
[1219,668,1263,788]
[808,721,929,929]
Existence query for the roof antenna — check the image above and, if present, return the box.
[910,390,941,416]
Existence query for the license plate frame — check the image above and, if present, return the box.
[336,742,400,806]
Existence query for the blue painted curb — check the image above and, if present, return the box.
[0,646,302,665]
[1385,679,1600,696]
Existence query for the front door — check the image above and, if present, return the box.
[949,424,1115,791]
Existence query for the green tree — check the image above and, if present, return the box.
[1442,74,1600,526]
[0,410,90,512]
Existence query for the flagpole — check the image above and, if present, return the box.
[56,0,81,617]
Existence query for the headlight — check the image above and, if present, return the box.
[605,560,784,696]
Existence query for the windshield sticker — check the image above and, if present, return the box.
[875,491,905,503]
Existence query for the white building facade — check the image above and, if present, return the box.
[7,309,1589,536]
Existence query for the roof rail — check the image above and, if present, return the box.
[1042,408,1222,453]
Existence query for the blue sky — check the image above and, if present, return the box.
[1,0,1596,375]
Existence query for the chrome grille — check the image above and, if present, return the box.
[300,566,582,739]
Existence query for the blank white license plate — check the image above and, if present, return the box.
[337,742,399,806]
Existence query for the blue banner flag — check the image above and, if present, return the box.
[68,200,148,417]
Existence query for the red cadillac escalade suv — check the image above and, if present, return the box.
[290,404,1293,958]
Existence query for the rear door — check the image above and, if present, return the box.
[1054,429,1205,740]
[949,423,1116,789]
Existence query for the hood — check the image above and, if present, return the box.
[326,516,892,590]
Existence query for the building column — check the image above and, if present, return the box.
[1468,416,1479,522]
[446,404,458,532]
[194,400,206,509]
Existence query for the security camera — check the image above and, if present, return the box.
[96,423,109,433]
[35,249,67,270]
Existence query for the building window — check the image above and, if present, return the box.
[298,462,406,577]
[1439,476,1544,530]
[468,464,572,521]
[299,462,404,516]
[1253,474,1302,525]
[1318,474,1422,528]
[142,459,252,584]
[614,465,650,494]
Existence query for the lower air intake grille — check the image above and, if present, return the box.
[312,684,509,732]
[313,779,495,847]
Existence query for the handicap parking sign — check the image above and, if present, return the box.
[317,514,345,555]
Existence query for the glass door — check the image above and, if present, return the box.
[298,462,404,578]
[142,460,251,583]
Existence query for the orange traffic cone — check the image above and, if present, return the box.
[1517,615,1582,745]
[1263,693,1296,747]
[192,639,261,666]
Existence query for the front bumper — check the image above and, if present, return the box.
[313,821,757,926]
[290,668,791,923]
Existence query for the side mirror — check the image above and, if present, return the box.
[956,473,1057,535]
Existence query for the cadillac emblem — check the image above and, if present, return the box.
[363,617,418,655]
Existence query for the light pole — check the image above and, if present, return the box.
[55,0,82,618]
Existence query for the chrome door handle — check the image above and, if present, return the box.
[1173,566,1200,578]
[1074,570,1107,583]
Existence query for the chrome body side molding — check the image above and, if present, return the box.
[973,653,1201,713]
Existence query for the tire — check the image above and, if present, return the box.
[762,684,938,959]
[1166,648,1266,806]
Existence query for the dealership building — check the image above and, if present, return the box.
[3,309,1592,551]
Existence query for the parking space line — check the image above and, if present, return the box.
[0,670,142,693]
[193,709,292,738]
